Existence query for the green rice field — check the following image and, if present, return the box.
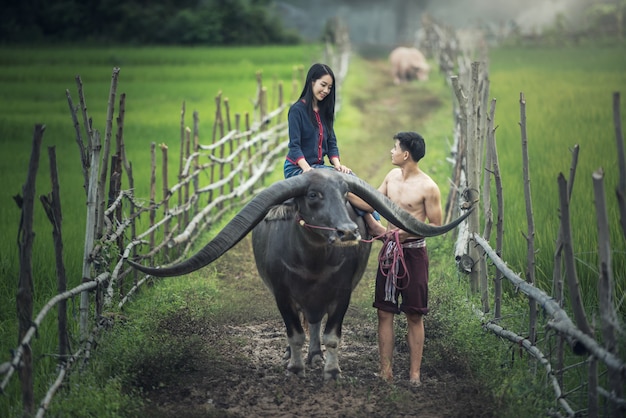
[0,43,625,416]
[488,45,626,306]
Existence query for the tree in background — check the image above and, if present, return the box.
[0,0,300,45]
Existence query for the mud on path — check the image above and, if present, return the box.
[139,57,497,417]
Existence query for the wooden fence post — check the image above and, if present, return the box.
[40,146,70,364]
[15,124,45,416]
[613,92,626,238]
[592,168,623,417]
[150,142,156,249]
[519,92,538,345]
[558,173,598,416]
[552,144,579,386]
[161,143,170,261]
[485,98,503,318]
[193,111,200,216]
[179,101,186,233]
[97,67,121,240]
[81,130,101,340]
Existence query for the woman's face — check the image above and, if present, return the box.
[311,74,333,104]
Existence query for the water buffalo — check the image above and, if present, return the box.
[389,46,431,84]
[128,169,469,380]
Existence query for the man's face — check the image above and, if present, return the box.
[390,140,407,166]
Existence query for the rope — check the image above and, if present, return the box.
[377,230,410,291]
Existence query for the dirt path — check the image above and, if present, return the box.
[138,57,497,418]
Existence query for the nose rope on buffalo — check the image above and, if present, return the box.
[296,217,413,303]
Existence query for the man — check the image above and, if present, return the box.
[365,131,443,386]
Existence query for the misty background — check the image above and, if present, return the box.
[275,0,592,46]
[0,0,618,47]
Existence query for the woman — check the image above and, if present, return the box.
[284,63,353,178]
[284,63,378,220]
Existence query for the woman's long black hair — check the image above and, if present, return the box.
[298,63,336,133]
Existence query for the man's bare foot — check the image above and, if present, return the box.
[376,370,393,383]
[410,378,422,387]
[410,373,421,387]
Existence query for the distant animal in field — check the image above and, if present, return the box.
[128,169,469,380]
[389,46,431,84]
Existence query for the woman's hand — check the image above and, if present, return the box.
[334,164,352,174]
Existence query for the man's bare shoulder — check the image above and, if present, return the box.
[419,171,440,189]
[385,168,403,181]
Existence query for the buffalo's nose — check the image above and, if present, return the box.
[336,223,361,242]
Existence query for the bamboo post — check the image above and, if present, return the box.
[558,173,598,416]
[592,168,623,416]
[66,90,89,194]
[15,124,45,415]
[259,86,268,185]
[450,75,469,265]
[178,101,186,236]
[183,126,191,226]
[210,92,222,204]
[553,144,579,387]
[193,111,200,216]
[485,98,502,318]
[40,146,70,364]
[225,98,235,193]
[76,75,94,153]
[81,130,101,340]
[116,93,135,279]
[217,95,225,205]
[519,92,537,345]
[245,112,253,195]
[97,67,121,240]
[466,62,482,296]
[277,81,284,127]
[150,143,156,249]
[161,143,170,262]
[613,92,626,238]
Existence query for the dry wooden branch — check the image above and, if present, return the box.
[473,234,626,377]
[41,146,70,363]
[484,321,575,417]
[1,273,108,393]
[97,67,121,239]
[66,90,89,193]
[80,130,101,340]
[558,174,593,339]
[592,169,624,413]
[35,349,82,418]
[519,92,537,345]
[14,124,45,414]
[613,92,626,238]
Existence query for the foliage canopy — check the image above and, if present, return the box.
[1,0,301,45]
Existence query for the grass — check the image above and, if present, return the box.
[2,43,625,417]
[0,43,321,417]
[488,44,626,310]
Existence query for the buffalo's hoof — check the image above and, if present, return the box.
[287,365,305,378]
[307,351,324,367]
[323,368,341,381]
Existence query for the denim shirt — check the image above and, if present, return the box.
[286,100,339,166]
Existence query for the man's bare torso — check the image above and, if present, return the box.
[380,167,442,234]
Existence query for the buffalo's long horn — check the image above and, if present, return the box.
[128,174,313,277]
[343,173,471,236]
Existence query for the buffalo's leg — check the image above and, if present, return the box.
[306,321,324,366]
[322,295,351,380]
[276,297,306,377]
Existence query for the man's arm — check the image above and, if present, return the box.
[424,182,443,226]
